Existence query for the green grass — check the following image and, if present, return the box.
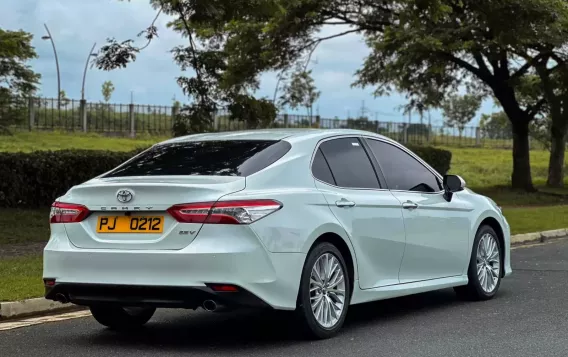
[0,255,43,301]
[442,147,568,188]
[503,205,568,235]
[471,186,568,207]
[0,131,164,153]
[0,209,50,245]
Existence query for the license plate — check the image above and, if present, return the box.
[96,216,164,233]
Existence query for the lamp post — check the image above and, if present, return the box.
[81,43,97,101]
[41,24,61,110]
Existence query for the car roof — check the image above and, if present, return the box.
[159,128,391,145]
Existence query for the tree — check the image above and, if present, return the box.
[0,28,40,133]
[94,2,277,136]
[95,0,567,191]
[529,57,568,187]
[101,80,115,103]
[279,68,320,124]
[441,94,481,138]
[480,112,513,140]
[59,90,69,108]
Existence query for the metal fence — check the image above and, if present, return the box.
[1,96,527,149]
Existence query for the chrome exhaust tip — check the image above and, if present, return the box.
[202,300,217,312]
[54,293,69,304]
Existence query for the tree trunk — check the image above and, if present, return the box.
[546,117,567,187]
[511,120,536,191]
[494,85,535,192]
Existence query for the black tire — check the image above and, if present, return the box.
[90,305,155,330]
[296,242,351,339]
[454,225,502,301]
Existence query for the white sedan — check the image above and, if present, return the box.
[43,129,511,339]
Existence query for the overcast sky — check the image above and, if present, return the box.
[4,0,495,125]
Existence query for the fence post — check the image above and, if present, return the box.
[315,115,320,128]
[171,105,179,133]
[284,114,289,128]
[28,97,35,131]
[427,124,432,144]
[129,104,136,138]
[403,123,408,144]
[475,127,481,147]
[79,99,87,132]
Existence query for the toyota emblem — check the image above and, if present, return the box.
[116,189,134,203]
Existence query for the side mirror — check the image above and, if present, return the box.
[443,175,466,201]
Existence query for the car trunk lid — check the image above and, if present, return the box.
[61,176,245,250]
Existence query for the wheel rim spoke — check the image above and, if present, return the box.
[309,252,346,329]
[477,233,500,293]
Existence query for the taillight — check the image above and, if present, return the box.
[50,202,90,223]
[167,200,282,225]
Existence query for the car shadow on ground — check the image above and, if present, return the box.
[63,288,490,352]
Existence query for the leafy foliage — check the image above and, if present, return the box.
[228,94,277,128]
[0,28,40,133]
[406,145,452,176]
[279,68,320,121]
[480,112,513,140]
[0,149,146,208]
[101,81,115,102]
[441,94,481,135]
[96,0,568,190]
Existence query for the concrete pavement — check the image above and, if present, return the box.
[1,240,568,356]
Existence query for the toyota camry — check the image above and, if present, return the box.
[43,129,512,339]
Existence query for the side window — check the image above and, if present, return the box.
[311,148,336,185]
[319,138,380,189]
[366,139,441,192]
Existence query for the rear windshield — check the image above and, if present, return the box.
[103,140,291,178]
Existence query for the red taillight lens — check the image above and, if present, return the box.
[168,200,282,225]
[50,202,90,223]
[208,284,239,292]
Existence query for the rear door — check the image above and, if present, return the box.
[312,137,407,289]
[61,140,291,250]
[364,138,471,283]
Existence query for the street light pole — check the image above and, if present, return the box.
[81,43,97,101]
[42,24,60,110]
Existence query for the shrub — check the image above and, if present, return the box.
[0,144,452,209]
[0,149,146,208]
[406,145,452,175]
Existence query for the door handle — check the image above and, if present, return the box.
[402,201,418,210]
[335,199,356,208]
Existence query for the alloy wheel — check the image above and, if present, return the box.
[476,233,500,293]
[309,253,346,328]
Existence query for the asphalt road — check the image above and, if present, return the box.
[2,240,568,357]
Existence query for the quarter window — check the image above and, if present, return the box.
[366,139,441,192]
[311,148,336,185]
[318,138,380,189]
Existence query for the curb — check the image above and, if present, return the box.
[0,298,86,321]
[1,228,567,321]
[510,228,568,246]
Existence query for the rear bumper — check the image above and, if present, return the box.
[43,225,306,310]
[45,283,269,309]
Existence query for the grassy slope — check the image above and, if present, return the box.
[0,131,163,153]
[442,147,568,188]
[0,255,43,301]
